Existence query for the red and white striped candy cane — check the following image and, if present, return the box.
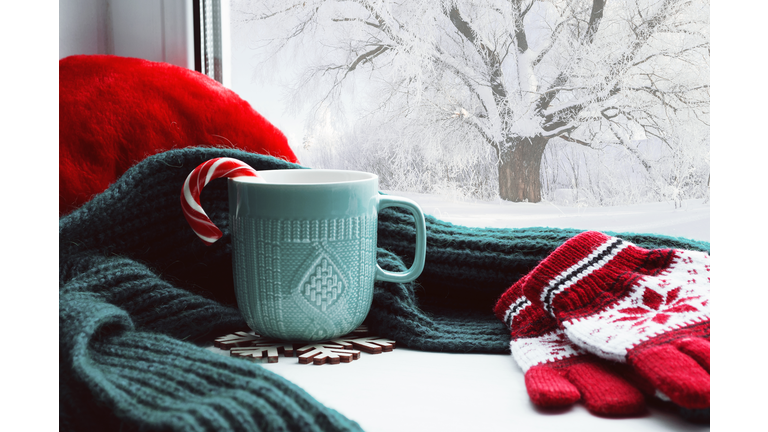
[180,157,264,245]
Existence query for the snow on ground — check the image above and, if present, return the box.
[384,191,710,242]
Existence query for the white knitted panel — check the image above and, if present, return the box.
[510,329,586,372]
[563,249,710,362]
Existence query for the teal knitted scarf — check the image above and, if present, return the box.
[59,147,710,431]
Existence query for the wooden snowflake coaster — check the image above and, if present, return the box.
[213,325,396,365]
[296,342,361,365]
[347,324,371,337]
[330,336,396,354]
[214,331,263,349]
[230,341,295,363]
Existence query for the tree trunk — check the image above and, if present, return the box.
[498,135,550,202]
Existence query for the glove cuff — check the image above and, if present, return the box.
[523,231,664,320]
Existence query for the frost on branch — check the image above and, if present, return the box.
[233,0,710,205]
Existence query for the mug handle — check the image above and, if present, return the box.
[375,195,427,283]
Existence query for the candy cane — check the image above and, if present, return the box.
[181,157,264,245]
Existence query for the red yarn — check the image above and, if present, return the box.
[522,231,710,410]
[494,277,645,416]
[59,55,298,216]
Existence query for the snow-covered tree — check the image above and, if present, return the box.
[234,0,709,202]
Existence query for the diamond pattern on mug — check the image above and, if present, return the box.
[302,254,345,312]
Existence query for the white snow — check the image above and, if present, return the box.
[386,190,710,242]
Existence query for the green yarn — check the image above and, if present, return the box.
[373,203,709,353]
[60,147,710,430]
[60,254,362,432]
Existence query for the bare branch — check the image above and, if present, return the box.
[631,43,709,68]
[345,45,390,76]
[532,10,573,67]
[233,3,304,22]
[511,0,530,52]
[536,0,607,114]
[331,17,381,28]
[558,134,592,147]
[443,5,512,131]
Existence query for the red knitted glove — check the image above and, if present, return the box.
[522,231,710,410]
[494,277,645,416]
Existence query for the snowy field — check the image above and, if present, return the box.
[207,193,711,432]
[386,191,710,242]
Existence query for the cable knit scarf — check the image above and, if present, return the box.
[59,147,710,431]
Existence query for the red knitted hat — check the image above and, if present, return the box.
[59,55,298,216]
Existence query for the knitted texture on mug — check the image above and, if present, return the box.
[60,147,711,430]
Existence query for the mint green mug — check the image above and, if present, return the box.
[228,169,426,342]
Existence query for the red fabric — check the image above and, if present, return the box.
[674,337,710,373]
[59,55,298,216]
[630,344,710,409]
[524,365,581,407]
